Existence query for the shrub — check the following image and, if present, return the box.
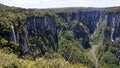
[0,50,87,68]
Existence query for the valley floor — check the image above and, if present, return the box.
[90,45,99,68]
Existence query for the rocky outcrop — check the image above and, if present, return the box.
[8,10,120,56]
[57,11,101,34]
[105,13,120,41]
[57,11,101,48]
[25,15,58,52]
[112,13,120,41]
[104,12,120,59]
[111,41,120,59]
[10,14,58,53]
[11,25,29,52]
[73,24,91,48]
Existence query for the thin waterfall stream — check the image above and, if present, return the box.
[11,25,17,43]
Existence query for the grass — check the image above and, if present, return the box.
[85,49,95,65]
[0,50,87,68]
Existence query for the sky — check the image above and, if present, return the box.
[0,0,120,8]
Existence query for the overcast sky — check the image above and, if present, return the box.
[0,0,120,8]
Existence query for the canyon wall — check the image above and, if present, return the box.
[8,10,120,58]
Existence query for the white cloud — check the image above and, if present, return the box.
[1,0,41,8]
[0,0,120,8]
[42,0,51,2]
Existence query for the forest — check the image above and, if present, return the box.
[0,4,120,68]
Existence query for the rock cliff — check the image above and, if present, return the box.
[10,11,120,51]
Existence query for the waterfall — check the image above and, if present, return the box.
[23,27,29,52]
[111,18,115,41]
[11,25,17,43]
[11,25,29,52]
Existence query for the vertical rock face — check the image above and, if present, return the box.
[57,11,120,59]
[105,13,120,41]
[77,11,100,34]
[25,15,58,51]
[57,11,101,48]
[8,10,120,55]
[11,25,29,52]
[106,13,113,27]
[57,11,101,34]
[105,13,120,59]
[112,13,120,41]
[73,25,90,48]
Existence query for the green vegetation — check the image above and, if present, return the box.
[96,38,120,68]
[86,49,95,64]
[0,4,120,68]
[56,17,94,67]
[90,18,106,45]
[0,4,94,68]
[0,50,87,68]
[98,51,120,68]
[105,7,120,12]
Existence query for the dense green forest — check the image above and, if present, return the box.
[0,4,120,68]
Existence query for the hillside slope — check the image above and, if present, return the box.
[0,4,120,68]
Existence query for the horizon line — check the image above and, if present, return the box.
[1,4,120,9]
